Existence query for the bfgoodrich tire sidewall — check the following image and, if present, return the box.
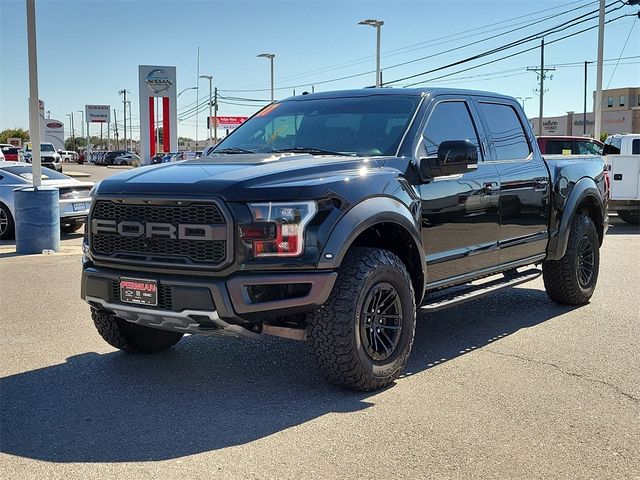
[353,264,416,379]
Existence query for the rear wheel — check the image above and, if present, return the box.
[306,247,416,391]
[91,308,184,354]
[618,210,639,225]
[543,214,600,305]
[0,203,15,240]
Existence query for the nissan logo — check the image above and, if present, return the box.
[47,122,63,128]
[145,69,173,94]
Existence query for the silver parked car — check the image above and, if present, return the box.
[0,161,94,239]
[113,153,140,166]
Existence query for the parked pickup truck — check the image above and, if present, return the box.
[81,88,609,391]
[603,134,640,224]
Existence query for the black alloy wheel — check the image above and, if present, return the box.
[359,282,403,361]
[576,235,595,288]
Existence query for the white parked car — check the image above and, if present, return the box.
[59,150,79,163]
[0,161,94,239]
[114,153,140,166]
[603,134,640,224]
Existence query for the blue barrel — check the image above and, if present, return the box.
[14,187,60,254]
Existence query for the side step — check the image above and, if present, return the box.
[420,268,542,312]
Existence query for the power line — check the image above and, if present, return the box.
[223,0,600,91]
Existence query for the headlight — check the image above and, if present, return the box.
[88,181,101,198]
[241,201,316,257]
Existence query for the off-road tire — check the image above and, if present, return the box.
[0,203,15,240]
[61,221,83,234]
[306,247,416,391]
[618,210,639,225]
[542,214,599,305]
[91,308,183,354]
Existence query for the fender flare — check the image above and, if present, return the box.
[549,177,603,260]
[318,197,426,297]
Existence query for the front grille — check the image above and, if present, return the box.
[111,281,173,310]
[90,199,229,268]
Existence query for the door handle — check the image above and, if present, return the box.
[533,178,549,192]
[483,182,500,194]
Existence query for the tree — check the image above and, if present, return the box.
[0,128,29,145]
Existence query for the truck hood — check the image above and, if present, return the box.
[96,153,398,201]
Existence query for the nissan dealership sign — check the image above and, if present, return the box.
[85,104,111,123]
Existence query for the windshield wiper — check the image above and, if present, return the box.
[211,147,255,154]
[270,147,353,156]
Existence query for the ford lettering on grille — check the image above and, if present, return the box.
[90,200,229,268]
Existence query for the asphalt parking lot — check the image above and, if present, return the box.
[1,209,638,478]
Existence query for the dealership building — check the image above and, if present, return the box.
[530,87,640,137]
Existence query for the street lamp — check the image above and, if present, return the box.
[516,96,532,110]
[66,112,75,151]
[77,109,85,151]
[199,75,214,145]
[359,19,384,87]
[257,53,275,102]
[178,86,197,97]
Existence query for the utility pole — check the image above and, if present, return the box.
[118,89,128,151]
[583,61,593,136]
[26,0,41,188]
[114,109,119,150]
[214,87,218,143]
[126,100,132,151]
[594,0,605,140]
[527,39,555,137]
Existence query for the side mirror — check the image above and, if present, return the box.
[419,140,478,180]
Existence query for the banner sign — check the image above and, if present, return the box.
[85,104,111,123]
[210,116,248,129]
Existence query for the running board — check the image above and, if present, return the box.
[420,268,542,312]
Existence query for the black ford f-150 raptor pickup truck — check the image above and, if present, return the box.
[81,88,608,391]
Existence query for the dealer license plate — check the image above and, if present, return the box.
[119,278,158,306]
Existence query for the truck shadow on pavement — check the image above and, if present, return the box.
[0,288,575,463]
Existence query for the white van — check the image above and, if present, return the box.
[604,134,640,224]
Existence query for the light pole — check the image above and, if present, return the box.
[516,96,532,110]
[258,53,275,101]
[77,109,85,151]
[178,86,197,98]
[594,0,605,140]
[359,19,384,87]
[199,75,213,146]
[66,112,75,151]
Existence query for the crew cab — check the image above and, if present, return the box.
[603,133,640,224]
[82,88,608,391]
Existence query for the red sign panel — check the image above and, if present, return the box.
[210,116,248,128]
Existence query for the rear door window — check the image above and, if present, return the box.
[479,103,531,160]
[632,139,640,155]
[420,100,482,159]
[545,140,572,155]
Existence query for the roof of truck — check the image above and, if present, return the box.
[282,87,515,102]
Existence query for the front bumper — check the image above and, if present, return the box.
[81,265,337,337]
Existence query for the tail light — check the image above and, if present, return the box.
[241,201,316,258]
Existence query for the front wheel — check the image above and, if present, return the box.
[543,214,600,305]
[61,221,83,234]
[306,247,416,391]
[91,308,184,354]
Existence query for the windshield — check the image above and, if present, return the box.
[25,143,56,152]
[212,95,419,157]
[2,166,70,181]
